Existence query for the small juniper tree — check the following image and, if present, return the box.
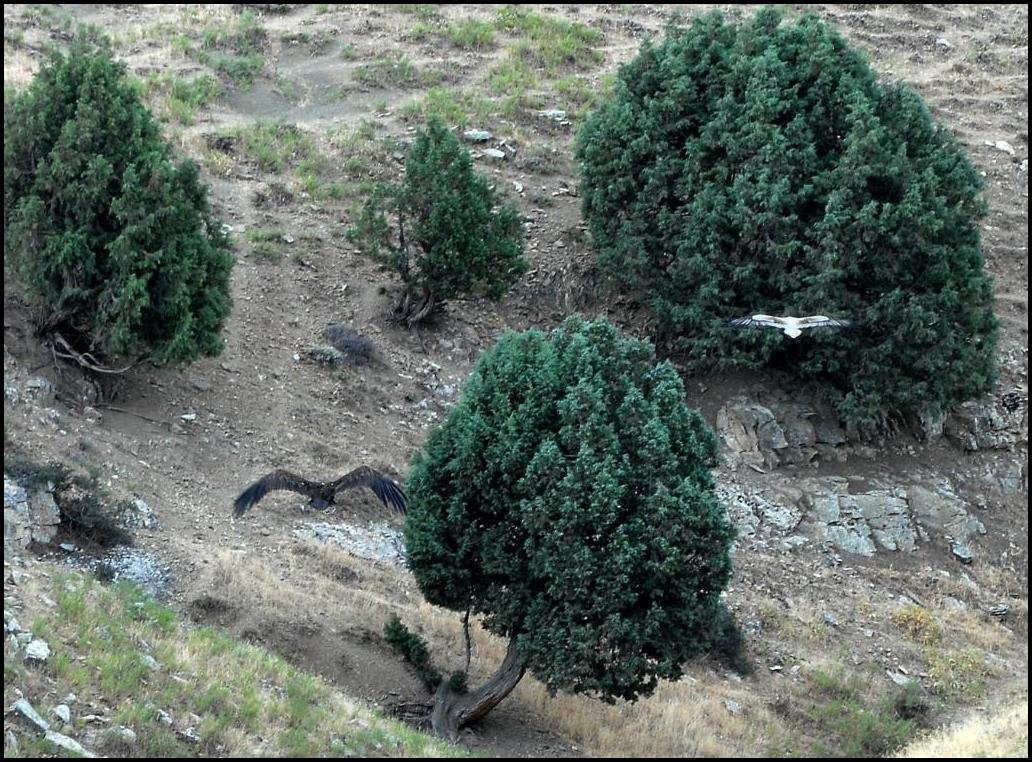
[404,316,734,738]
[349,117,526,325]
[4,29,234,369]
[577,9,997,430]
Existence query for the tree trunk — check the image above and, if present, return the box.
[393,287,437,326]
[429,636,528,741]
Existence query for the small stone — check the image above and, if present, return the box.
[24,638,51,662]
[462,129,492,142]
[158,709,174,726]
[935,37,951,49]
[52,704,72,725]
[180,413,197,422]
[723,699,744,716]
[4,617,20,635]
[887,670,914,687]
[11,698,49,731]
[64,693,77,705]
[178,727,200,744]
[142,654,161,671]
[538,108,568,123]
[985,139,1016,156]
[59,543,77,552]
[950,541,974,564]
[823,612,839,627]
[11,570,30,585]
[116,726,136,742]
[44,731,95,758]
[482,148,506,160]
[988,604,1010,618]
[190,378,211,392]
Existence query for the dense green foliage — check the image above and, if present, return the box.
[405,316,734,702]
[4,30,234,365]
[350,117,526,323]
[577,9,997,428]
[383,615,443,690]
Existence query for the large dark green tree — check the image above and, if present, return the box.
[349,117,526,325]
[404,316,734,737]
[5,29,234,368]
[577,9,997,429]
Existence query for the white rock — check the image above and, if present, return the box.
[52,704,72,724]
[24,638,51,662]
[985,139,1016,156]
[11,698,49,731]
[116,726,137,742]
[44,730,95,758]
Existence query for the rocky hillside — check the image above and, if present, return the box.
[4,3,1028,757]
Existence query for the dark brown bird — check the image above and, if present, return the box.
[233,467,407,518]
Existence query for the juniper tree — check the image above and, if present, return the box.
[4,29,234,369]
[577,9,997,429]
[404,316,734,738]
[349,117,526,325]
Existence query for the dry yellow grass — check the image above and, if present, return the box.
[896,699,1028,758]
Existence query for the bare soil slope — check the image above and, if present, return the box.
[4,4,1027,757]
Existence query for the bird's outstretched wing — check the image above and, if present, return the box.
[797,315,856,330]
[328,466,408,515]
[727,314,785,329]
[233,469,324,518]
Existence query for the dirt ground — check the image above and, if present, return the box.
[3,4,1028,757]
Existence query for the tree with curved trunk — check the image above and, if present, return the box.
[403,316,735,739]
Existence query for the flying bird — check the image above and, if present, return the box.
[727,314,856,339]
[233,466,407,518]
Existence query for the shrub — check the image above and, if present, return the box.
[5,452,132,548]
[577,9,997,429]
[4,30,234,367]
[405,316,734,736]
[383,615,442,691]
[349,117,526,324]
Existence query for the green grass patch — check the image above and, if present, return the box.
[494,5,603,73]
[390,4,440,19]
[143,72,219,124]
[280,28,335,54]
[399,87,493,128]
[926,648,997,701]
[223,122,316,173]
[447,19,496,49]
[246,228,287,262]
[3,566,468,758]
[798,669,924,757]
[353,51,439,88]
[192,9,268,85]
